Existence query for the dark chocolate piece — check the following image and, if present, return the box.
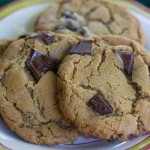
[18,34,29,39]
[33,31,55,45]
[26,49,60,81]
[77,27,86,35]
[26,60,41,81]
[116,50,134,75]
[87,93,113,114]
[54,120,75,130]
[70,40,92,55]
[128,134,137,140]
[65,21,77,31]
[56,22,77,31]
[55,25,66,30]
[63,11,76,20]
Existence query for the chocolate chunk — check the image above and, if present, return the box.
[128,134,137,140]
[19,34,29,39]
[70,40,92,55]
[63,11,76,20]
[77,28,86,35]
[26,49,60,81]
[55,25,66,30]
[56,22,77,32]
[33,31,55,45]
[65,21,77,31]
[115,50,134,75]
[54,120,75,130]
[87,93,113,114]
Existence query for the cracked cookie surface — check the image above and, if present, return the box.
[0,31,80,145]
[0,40,13,58]
[35,0,145,45]
[57,35,150,141]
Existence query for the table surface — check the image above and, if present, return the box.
[0,0,150,7]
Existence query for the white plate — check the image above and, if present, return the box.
[0,1,150,150]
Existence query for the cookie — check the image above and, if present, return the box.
[0,40,13,57]
[0,40,13,117]
[0,31,81,145]
[57,35,150,141]
[35,0,145,45]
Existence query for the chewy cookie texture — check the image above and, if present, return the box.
[0,40,13,58]
[0,32,81,145]
[35,0,145,45]
[0,0,148,145]
[57,35,150,141]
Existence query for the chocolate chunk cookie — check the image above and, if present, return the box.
[0,40,14,117]
[35,0,145,45]
[57,35,150,141]
[0,31,80,145]
[0,40,13,58]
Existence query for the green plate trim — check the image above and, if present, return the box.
[0,0,150,19]
[128,136,150,150]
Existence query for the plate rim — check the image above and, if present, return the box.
[0,0,150,20]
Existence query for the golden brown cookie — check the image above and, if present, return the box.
[35,0,145,45]
[57,35,150,141]
[0,40,13,58]
[0,31,81,145]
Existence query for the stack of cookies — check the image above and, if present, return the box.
[0,0,150,145]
